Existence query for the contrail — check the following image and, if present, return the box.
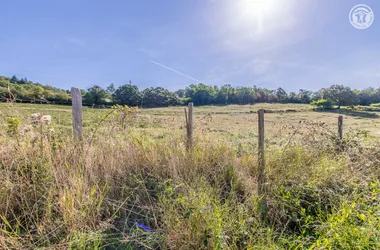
[151,60,200,82]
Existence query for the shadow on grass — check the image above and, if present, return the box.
[315,108,379,118]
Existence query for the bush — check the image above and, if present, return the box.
[310,99,333,109]
[351,105,380,112]
[370,103,380,108]
[6,117,21,136]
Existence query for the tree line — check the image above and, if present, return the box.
[1,75,380,108]
[0,75,71,103]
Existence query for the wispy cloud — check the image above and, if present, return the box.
[151,60,200,82]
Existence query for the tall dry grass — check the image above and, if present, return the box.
[0,105,379,249]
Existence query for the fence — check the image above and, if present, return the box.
[71,87,83,141]
[70,88,346,219]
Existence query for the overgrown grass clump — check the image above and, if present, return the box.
[0,105,379,249]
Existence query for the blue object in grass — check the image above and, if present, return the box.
[136,222,151,232]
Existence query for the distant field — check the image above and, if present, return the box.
[1,103,379,140]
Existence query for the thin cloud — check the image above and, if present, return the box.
[151,60,200,82]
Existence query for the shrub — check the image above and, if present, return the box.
[111,104,138,129]
[6,117,21,136]
[351,105,380,111]
[370,103,380,108]
[310,99,333,109]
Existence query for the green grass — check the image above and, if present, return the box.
[0,103,380,249]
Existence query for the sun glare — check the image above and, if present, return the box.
[229,0,285,35]
[242,0,278,15]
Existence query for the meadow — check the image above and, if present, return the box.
[1,102,380,249]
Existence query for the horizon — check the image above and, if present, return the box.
[2,74,380,93]
[1,0,379,92]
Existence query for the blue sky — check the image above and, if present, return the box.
[0,0,379,92]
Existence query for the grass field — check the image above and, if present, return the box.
[1,102,379,138]
[1,103,380,249]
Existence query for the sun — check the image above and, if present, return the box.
[241,0,278,15]
[230,0,283,34]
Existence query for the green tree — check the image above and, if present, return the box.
[142,87,179,107]
[311,90,323,102]
[0,87,8,99]
[10,75,19,84]
[29,85,44,99]
[114,84,141,106]
[267,90,278,103]
[106,83,116,102]
[80,89,87,96]
[322,85,358,109]
[255,88,273,103]
[19,77,29,84]
[297,89,313,104]
[358,87,379,105]
[276,88,288,103]
[106,83,116,95]
[185,83,215,105]
[215,85,229,104]
[175,89,185,98]
[235,87,255,104]
[288,92,297,103]
[84,85,107,105]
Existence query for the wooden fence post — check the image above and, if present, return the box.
[257,109,267,220]
[71,87,83,140]
[186,102,194,150]
[338,115,343,139]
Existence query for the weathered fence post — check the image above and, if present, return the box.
[186,102,194,150]
[71,87,83,140]
[257,109,267,220]
[338,115,343,139]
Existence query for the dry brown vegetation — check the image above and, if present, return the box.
[0,103,380,249]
